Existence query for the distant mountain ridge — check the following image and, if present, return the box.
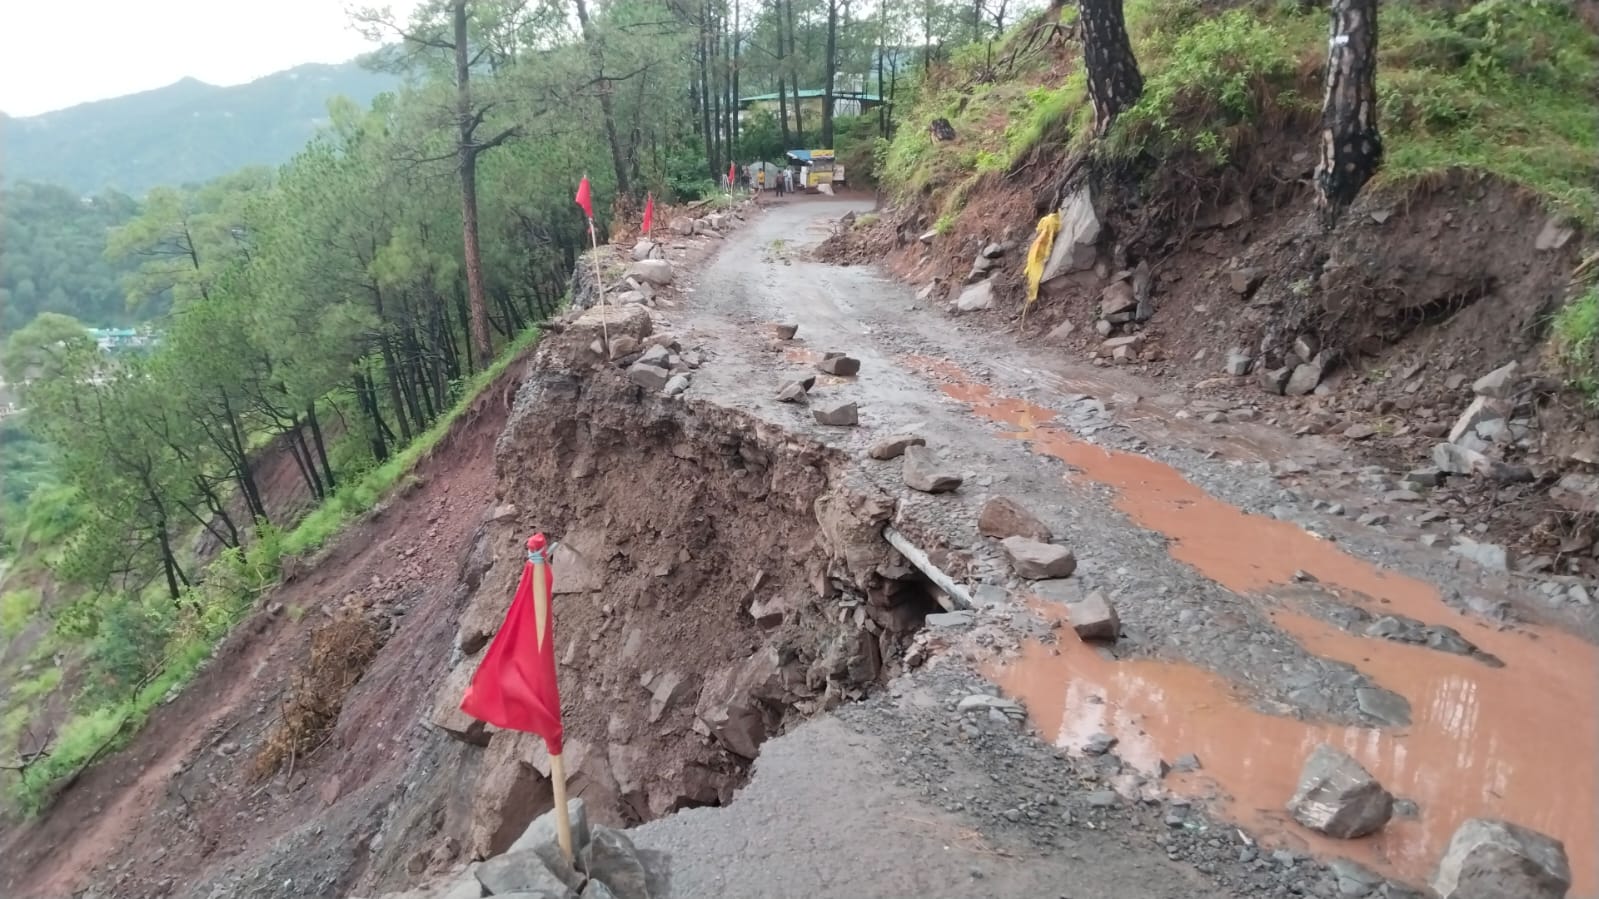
[1,61,401,195]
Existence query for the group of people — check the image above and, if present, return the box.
[752,165,797,196]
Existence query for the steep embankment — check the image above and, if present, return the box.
[835,0,1599,580]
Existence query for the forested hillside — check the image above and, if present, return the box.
[0,0,1004,814]
[0,63,400,195]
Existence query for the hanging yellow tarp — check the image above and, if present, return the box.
[1024,213,1062,314]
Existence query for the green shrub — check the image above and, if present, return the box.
[1553,286,1599,399]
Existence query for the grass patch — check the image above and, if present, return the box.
[2,326,542,815]
[0,589,40,639]
[1553,285,1599,400]
[9,668,62,703]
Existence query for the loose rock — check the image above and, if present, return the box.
[868,433,925,460]
[812,401,859,427]
[1259,366,1292,395]
[816,353,861,376]
[902,445,963,494]
[626,360,670,391]
[1067,591,1120,642]
[631,240,658,262]
[956,280,994,312]
[773,322,799,340]
[1286,362,1324,397]
[1432,818,1571,899]
[776,380,810,404]
[1224,350,1252,377]
[977,497,1052,542]
[625,259,674,286]
[1286,744,1394,839]
[1000,537,1077,579]
[1471,361,1519,399]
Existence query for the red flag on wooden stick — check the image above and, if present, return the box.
[575,176,594,220]
[461,533,563,755]
[727,161,737,188]
[641,194,654,235]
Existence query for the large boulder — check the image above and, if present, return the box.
[813,486,897,589]
[1040,185,1100,282]
[474,847,578,896]
[694,656,778,759]
[1431,818,1571,899]
[466,732,553,858]
[1286,744,1393,839]
[977,497,1052,542]
[582,826,651,899]
[1000,537,1077,579]
[955,280,994,312]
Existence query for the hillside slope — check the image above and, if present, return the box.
[1,62,400,194]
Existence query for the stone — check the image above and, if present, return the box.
[1433,442,1488,475]
[694,654,781,759]
[1259,366,1292,395]
[926,611,976,628]
[1229,267,1264,296]
[1533,217,1576,252]
[510,799,591,857]
[956,694,1024,715]
[1224,350,1252,376]
[1086,790,1118,808]
[1100,281,1137,318]
[773,322,799,340]
[1000,537,1077,579]
[977,496,1052,542]
[1046,320,1076,343]
[868,433,925,460]
[1355,687,1412,726]
[1432,818,1571,899]
[1344,423,1378,441]
[474,849,575,896]
[1329,859,1386,898]
[625,360,669,391]
[1292,333,1322,364]
[1040,186,1101,281]
[1172,753,1203,772]
[816,353,861,376]
[1286,744,1394,839]
[582,827,650,899]
[615,290,647,306]
[1449,396,1509,444]
[982,242,1006,258]
[955,280,994,312]
[671,218,694,236]
[607,335,642,360]
[1401,468,1445,489]
[1068,591,1119,641]
[968,255,995,279]
[1094,319,1114,337]
[812,401,859,427]
[1472,361,1519,399]
[631,240,658,262]
[625,259,674,286]
[431,654,492,745]
[776,381,810,404]
[1286,362,1324,397]
[645,671,700,724]
[918,229,937,244]
[663,374,690,397]
[582,882,620,899]
[902,445,963,493]
[1451,538,1508,572]
[1083,732,1118,755]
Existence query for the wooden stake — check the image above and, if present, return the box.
[586,217,609,352]
[529,549,575,863]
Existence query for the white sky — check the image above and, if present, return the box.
[0,1,423,117]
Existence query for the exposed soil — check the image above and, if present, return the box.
[839,132,1595,578]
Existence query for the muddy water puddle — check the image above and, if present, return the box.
[908,356,1598,893]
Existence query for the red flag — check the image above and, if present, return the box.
[641,194,654,234]
[727,162,737,187]
[575,176,593,220]
[461,533,563,754]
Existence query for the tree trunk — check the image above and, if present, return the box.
[354,373,390,463]
[454,0,494,363]
[221,388,268,523]
[306,403,335,491]
[698,9,717,175]
[1315,0,1381,224]
[822,0,838,147]
[1078,0,1143,135]
[786,0,805,143]
[574,0,633,197]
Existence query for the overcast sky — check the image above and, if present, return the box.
[0,1,422,117]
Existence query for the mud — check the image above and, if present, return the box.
[922,360,1598,892]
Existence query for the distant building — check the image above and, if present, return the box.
[88,327,156,353]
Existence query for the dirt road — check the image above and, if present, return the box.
[631,197,1598,897]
